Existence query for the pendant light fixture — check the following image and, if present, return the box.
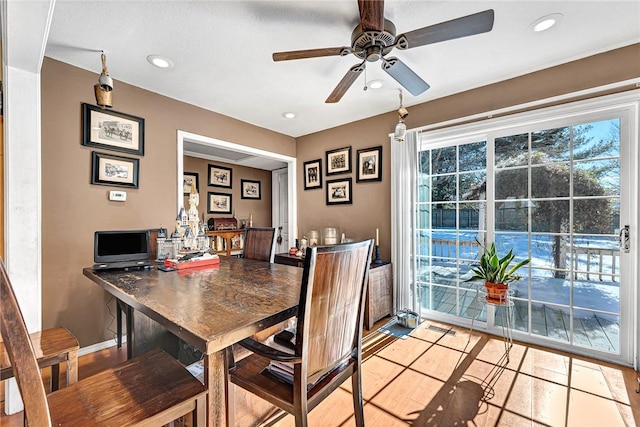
[94,51,113,109]
[394,89,409,143]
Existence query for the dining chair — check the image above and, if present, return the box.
[243,227,276,262]
[229,239,374,427]
[0,326,78,393]
[0,258,207,426]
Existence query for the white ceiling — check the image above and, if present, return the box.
[44,0,639,141]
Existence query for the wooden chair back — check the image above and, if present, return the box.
[297,239,373,383]
[0,258,52,426]
[243,227,276,262]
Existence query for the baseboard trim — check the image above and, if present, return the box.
[78,336,125,357]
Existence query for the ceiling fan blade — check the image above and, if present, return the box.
[381,57,430,96]
[273,47,350,62]
[358,0,385,32]
[395,9,494,50]
[326,62,365,103]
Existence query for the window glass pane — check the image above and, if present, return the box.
[417,203,431,229]
[531,126,570,163]
[495,167,528,200]
[459,141,486,172]
[419,151,431,175]
[431,229,456,259]
[431,146,457,174]
[494,233,530,264]
[572,310,619,353]
[573,159,620,197]
[571,235,620,283]
[573,119,620,161]
[531,303,570,343]
[417,173,431,202]
[459,171,486,201]
[531,163,570,198]
[495,133,528,167]
[495,200,528,231]
[531,233,570,272]
[573,198,618,234]
[532,200,569,233]
[430,285,457,315]
[431,175,456,202]
[432,203,457,229]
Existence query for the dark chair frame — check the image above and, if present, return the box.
[243,227,277,262]
[230,239,374,427]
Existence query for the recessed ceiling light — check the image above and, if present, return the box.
[368,80,383,89]
[146,55,174,69]
[283,112,296,119]
[531,13,563,32]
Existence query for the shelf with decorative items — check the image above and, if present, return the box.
[206,217,246,256]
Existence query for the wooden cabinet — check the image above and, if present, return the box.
[273,253,393,330]
[207,230,245,256]
[364,263,393,330]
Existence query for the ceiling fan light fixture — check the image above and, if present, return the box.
[531,13,563,32]
[282,112,296,119]
[368,79,383,89]
[147,54,174,69]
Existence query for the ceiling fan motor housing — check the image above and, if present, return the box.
[351,18,396,61]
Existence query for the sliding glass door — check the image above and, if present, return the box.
[416,100,636,364]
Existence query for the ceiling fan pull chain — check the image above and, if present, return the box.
[363,65,368,91]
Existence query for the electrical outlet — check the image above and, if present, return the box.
[109,191,127,202]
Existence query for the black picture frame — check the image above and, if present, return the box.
[326,146,352,175]
[183,172,199,196]
[241,179,261,200]
[208,164,233,188]
[326,177,353,205]
[356,146,382,183]
[207,192,232,214]
[303,159,323,190]
[82,103,145,156]
[91,151,139,188]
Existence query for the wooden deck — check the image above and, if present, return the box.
[422,286,620,353]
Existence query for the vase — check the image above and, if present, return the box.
[484,282,509,304]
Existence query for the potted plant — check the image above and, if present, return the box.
[468,241,530,303]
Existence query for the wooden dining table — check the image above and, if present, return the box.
[83,257,302,427]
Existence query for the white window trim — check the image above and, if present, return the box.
[415,90,639,368]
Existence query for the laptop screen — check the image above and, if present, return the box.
[94,230,150,265]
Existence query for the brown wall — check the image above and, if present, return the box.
[183,156,271,227]
[296,43,640,261]
[41,43,639,347]
[41,58,294,346]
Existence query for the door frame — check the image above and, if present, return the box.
[419,91,639,367]
[176,130,297,249]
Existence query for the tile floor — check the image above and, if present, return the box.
[266,320,639,426]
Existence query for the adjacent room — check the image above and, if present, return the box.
[2,1,639,426]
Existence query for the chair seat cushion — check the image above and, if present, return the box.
[48,349,206,426]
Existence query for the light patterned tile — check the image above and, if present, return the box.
[571,362,614,399]
[519,347,570,385]
[568,389,626,427]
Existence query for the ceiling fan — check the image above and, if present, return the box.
[273,0,494,103]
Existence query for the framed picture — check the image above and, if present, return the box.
[326,177,352,205]
[326,146,352,175]
[303,159,322,190]
[241,179,261,200]
[208,164,233,188]
[91,151,139,188]
[183,172,199,195]
[356,146,382,182]
[82,103,144,155]
[207,192,232,214]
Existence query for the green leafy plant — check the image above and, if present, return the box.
[469,240,530,284]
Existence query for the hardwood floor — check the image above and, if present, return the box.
[2,319,639,426]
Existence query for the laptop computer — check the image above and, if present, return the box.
[93,230,152,270]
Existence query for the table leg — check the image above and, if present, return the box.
[204,350,227,427]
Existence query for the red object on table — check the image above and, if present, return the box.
[164,256,220,270]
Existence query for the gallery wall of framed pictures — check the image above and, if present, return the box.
[83,103,145,190]
[303,144,383,206]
